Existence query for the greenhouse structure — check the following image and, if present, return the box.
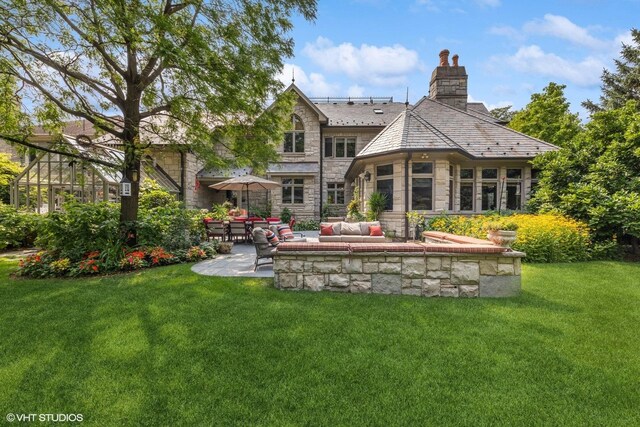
[9,136,180,213]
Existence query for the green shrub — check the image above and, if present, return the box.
[0,202,40,250]
[294,219,319,231]
[366,191,387,221]
[427,213,593,263]
[280,207,292,224]
[36,200,122,261]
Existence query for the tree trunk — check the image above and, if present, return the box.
[119,155,141,246]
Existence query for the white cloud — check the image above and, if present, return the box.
[347,85,365,97]
[496,45,604,86]
[302,37,422,87]
[276,63,340,96]
[523,14,608,50]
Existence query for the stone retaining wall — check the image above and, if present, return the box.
[274,250,524,298]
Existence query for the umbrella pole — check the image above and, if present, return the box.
[246,184,250,216]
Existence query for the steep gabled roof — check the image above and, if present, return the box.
[356,97,558,160]
[284,83,328,123]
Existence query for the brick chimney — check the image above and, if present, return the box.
[429,49,468,110]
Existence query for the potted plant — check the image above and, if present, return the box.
[217,241,234,254]
[366,191,388,221]
[484,219,518,248]
[346,185,365,222]
[406,211,424,242]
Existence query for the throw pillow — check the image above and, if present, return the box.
[277,225,295,240]
[320,224,334,236]
[265,229,280,246]
[369,225,383,236]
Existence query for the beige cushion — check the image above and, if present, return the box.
[320,222,342,235]
[318,235,344,242]
[341,222,362,235]
[359,221,380,235]
[360,236,387,243]
[341,235,364,243]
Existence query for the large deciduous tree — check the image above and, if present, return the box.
[530,101,640,253]
[583,28,640,113]
[508,82,582,147]
[0,0,316,234]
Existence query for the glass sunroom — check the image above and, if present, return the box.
[9,136,179,213]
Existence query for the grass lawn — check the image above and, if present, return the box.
[0,259,638,426]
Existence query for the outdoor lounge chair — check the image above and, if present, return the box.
[251,227,276,271]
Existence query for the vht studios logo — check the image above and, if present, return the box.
[6,413,84,422]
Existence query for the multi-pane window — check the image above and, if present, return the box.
[459,168,474,211]
[448,165,454,211]
[284,115,304,153]
[530,169,541,197]
[376,164,394,211]
[506,168,522,210]
[282,178,304,204]
[411,162,433,210]
[481,168,498,211]
[324,137,356,158]
[327,182,345,204]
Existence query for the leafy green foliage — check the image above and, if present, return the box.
[0,202,39,250]
[366,191,388,221]
[0,0,317,225]
[508,82,583,147]
[35,199,122,262]
[0,153,22,203]
[489,105,517,122]
[346,185,364,221]
[531,101,640,249]
[584,28,640,113]
[280,207,292,224]
[427,213,594,263]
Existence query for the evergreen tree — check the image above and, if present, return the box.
[583,28,640,113]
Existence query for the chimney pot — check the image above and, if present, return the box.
[452,54,459,67]
[438,49,450,67]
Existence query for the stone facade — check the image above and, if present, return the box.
[274,250,523,298]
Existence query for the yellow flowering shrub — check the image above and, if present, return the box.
[427,213,591,262]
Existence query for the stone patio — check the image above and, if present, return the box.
[191,231,319,277]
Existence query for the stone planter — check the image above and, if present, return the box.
[217,242,234,254]
[487,230,517,248]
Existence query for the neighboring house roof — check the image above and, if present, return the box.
[266,162,319,175]
[33,119,96,137]
[312,101,408,127]
[357,97,558,160]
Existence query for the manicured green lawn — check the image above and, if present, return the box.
[0,259,638,426]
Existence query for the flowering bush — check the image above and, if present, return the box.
[147,247,176,266]
[186,246,206,262]
[18,251,53,278]
[427,213,593,263]
[49,258,71,275]
[119,250,147,271]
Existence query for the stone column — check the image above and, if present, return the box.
[434,159,449,212]
[475,166,483,213]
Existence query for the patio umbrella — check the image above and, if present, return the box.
[209,174,280,215]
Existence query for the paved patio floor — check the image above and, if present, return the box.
[191,231,319,278]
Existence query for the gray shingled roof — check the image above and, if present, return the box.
[357,97,558,159]
[313,102,408,127]
[266,162,319,175]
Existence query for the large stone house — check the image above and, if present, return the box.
[262,50,558,236]
[4,50,558,237]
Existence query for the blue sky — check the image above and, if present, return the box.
[278,0,639,119]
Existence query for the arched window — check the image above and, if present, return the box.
[284,114,304,153]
